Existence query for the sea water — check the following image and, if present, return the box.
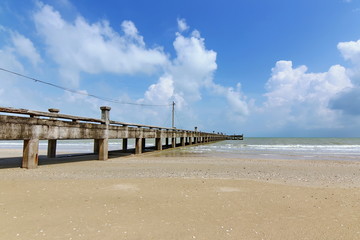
[178,138,360,161]
[1,138,360,161]
[0,139,142,153]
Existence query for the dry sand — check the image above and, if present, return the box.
[0,148,360,240]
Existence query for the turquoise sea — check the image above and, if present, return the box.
[1,138,360,161]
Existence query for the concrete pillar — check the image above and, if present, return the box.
[98,138,108,160]
[172,137,176,148]
[47,139,57,158]
[47,108,60,158]
[180,137,185,146]
[189,137,192,145]
[22,139,39,169]
[135,138,142,154]
[94,139,100,153]
[99,106,111,160]
[194,127,198,144]
[155,138,162,150]
[122,138,128,152]
[142,138,146,152]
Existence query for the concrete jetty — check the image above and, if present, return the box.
[0,106,243,169]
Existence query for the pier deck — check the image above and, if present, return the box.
[0,106,242,168]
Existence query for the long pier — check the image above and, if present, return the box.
[0,106,242,169]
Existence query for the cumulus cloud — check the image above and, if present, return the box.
[327,38,360,116]
[141,22,249,123]
[170,29,218,101]
[265,61,352,107]
[338,39,360,65]
[330,87,360,115]
[143,75,185,107]
[33,3,168,87]
[263,61,352,128]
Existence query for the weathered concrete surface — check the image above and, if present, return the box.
[0,106,242,169]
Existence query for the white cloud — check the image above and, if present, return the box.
[328,38,360,116]
[177,18,189,32]
[211,82,249,117]
[0,48,24,73]
[141,22,249,124]
[170,29,217,101]
[338,39,360,65]
[11,32,42,66]
[33,3,168,87]
[143,75,184,106]
[263,60,352,129]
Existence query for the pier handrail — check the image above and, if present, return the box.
[109,120,195,133]
[0,107,105,123]
[0,106,221,135]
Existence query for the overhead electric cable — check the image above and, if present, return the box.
[0,67,171,107]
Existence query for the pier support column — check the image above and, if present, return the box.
[122,138,128,152]
[47,139,57,158]
[22,139,39,169]
[155,138,162,150]
[135,138,142,154]
[47,108,60,158]
[98,138,108,160]
[94,139,100,153]
[189,137,192,145]
[171,137,176,148]
[194,127,198,144]
[165,138,169,147]
[98,106,111,161]
[180,137,185,146]
[142,138,146,152]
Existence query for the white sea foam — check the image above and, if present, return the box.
[1,138,360,161]
[180,138,360,161]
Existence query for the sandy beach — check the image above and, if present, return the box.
[1,148,360,240]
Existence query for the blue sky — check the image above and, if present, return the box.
[1,0,360,137]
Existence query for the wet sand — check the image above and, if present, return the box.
[0,148,360,239]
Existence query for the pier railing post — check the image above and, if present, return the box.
[98,106,110,160]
